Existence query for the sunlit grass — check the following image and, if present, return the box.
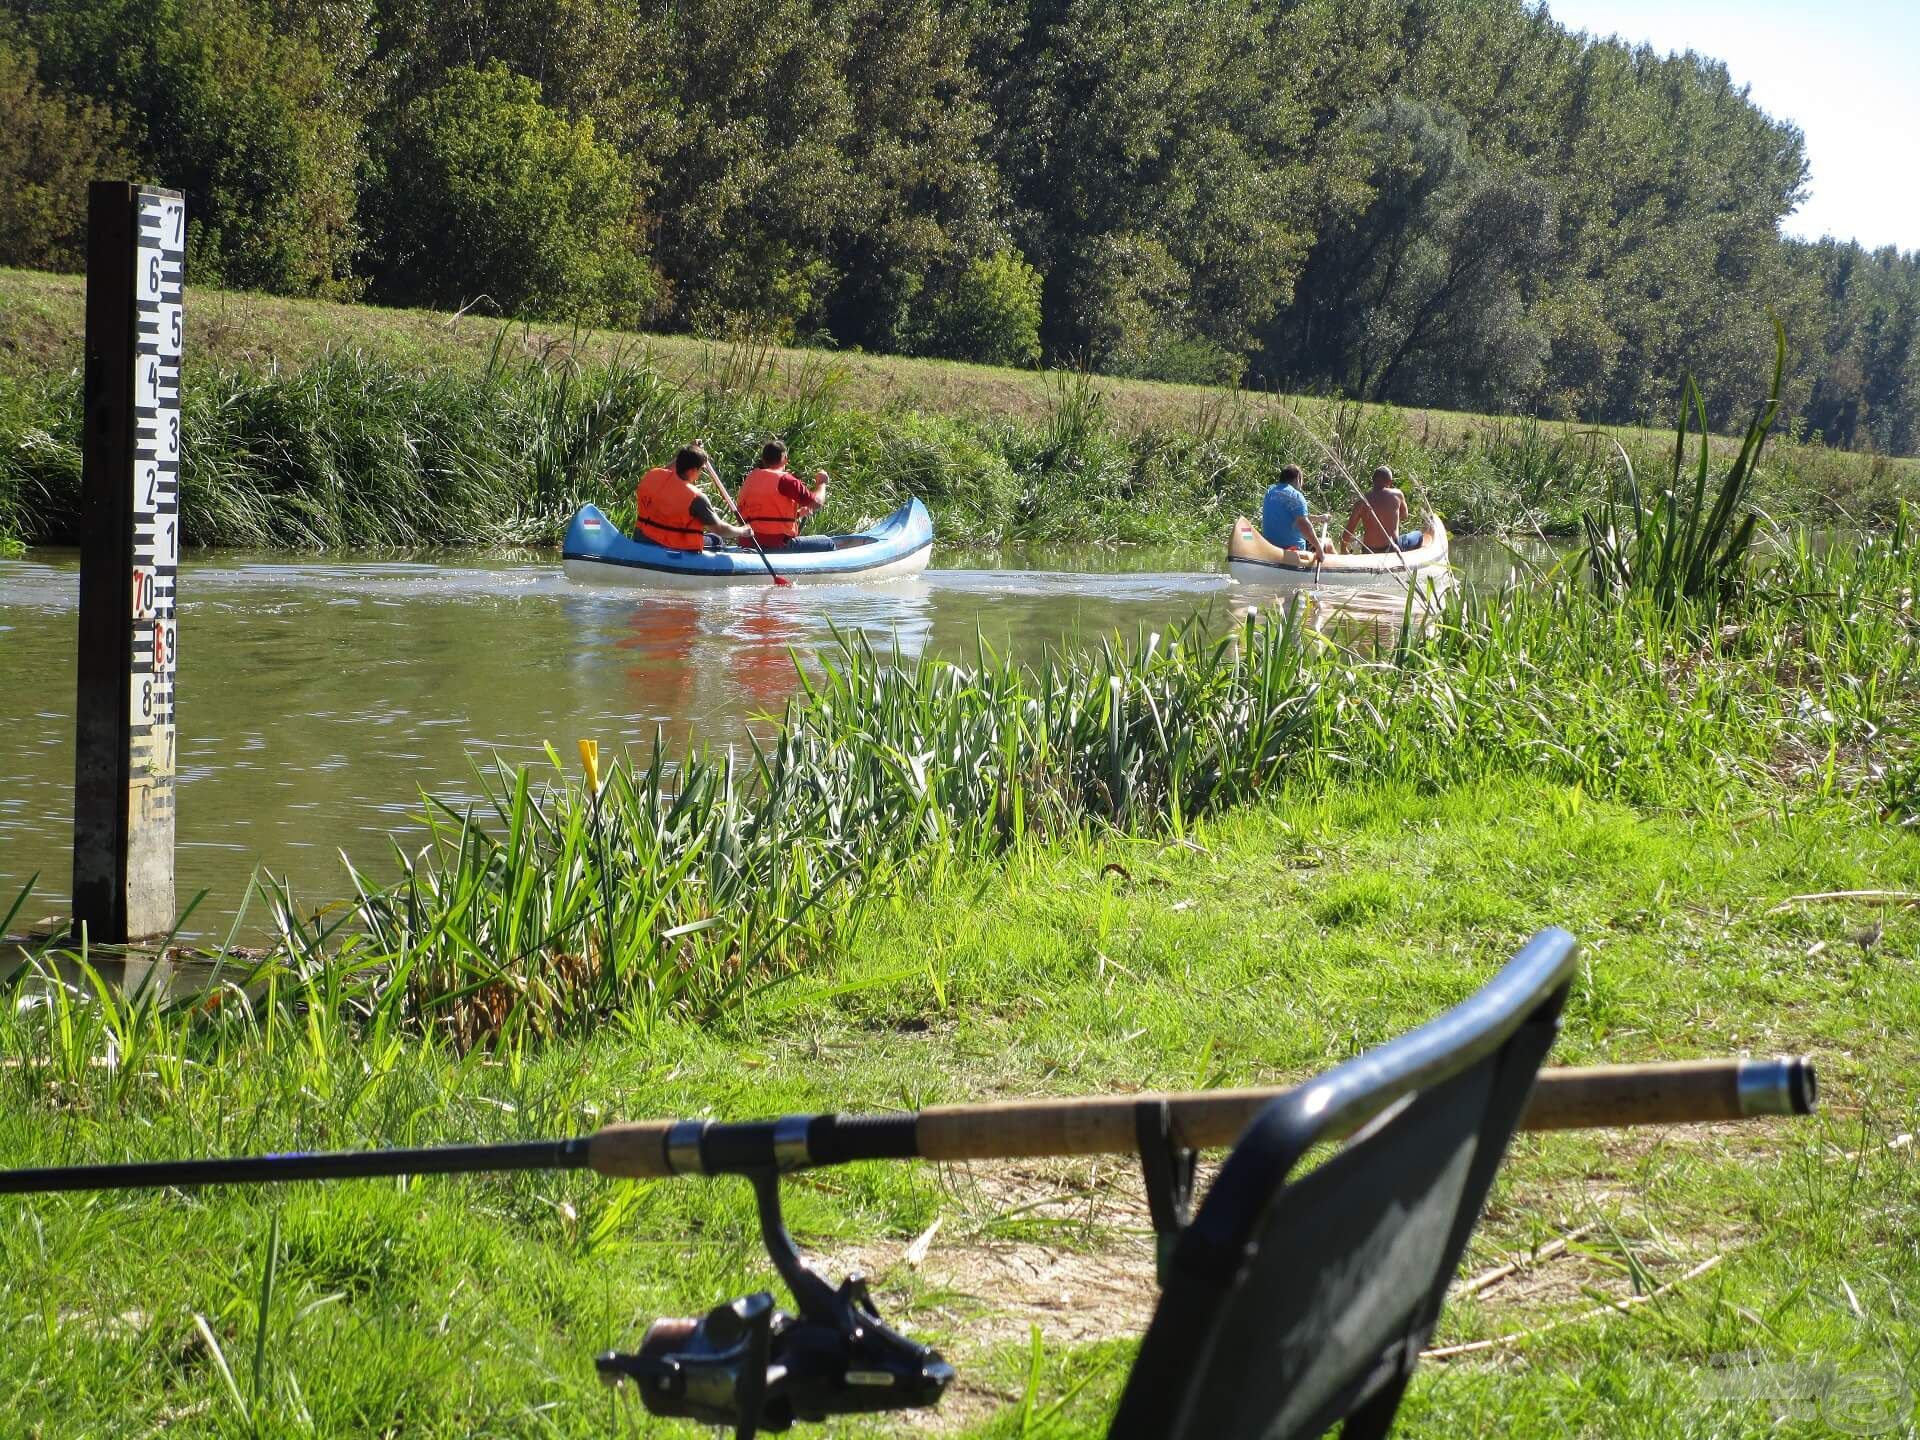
[1,781,1914,1436]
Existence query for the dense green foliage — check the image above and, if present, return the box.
[365,63,650,325]
[6,0,368,295]
[0,41,133,271]
[918,252,1045,368]
[1793,236,1920,454]
[3,0,1917,450]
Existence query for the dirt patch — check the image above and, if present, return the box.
[852,1126,1782,1383]
[848,1158,1164,1350]
[832,1161,1163,1432]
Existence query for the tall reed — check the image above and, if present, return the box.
[1582,319,1786,615]
[3,314,1907,552]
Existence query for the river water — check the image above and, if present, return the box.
[0,538,1538,931]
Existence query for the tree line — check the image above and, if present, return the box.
[3,0,1916,453]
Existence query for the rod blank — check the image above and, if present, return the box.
[0,1140,589,1195]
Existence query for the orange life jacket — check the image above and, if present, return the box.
[738,467,807,545]
[634,467,706,551]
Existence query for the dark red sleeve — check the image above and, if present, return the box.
[777,474,816,504]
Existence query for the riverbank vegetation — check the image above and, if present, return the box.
[2,362,1917,1431]
[3,785,1915,1435]
[3,546,1918,1428]
[8,485,1916,1042]
[5,0,1920,453]
[3,270,1914,553]
[206,506,1920,1045]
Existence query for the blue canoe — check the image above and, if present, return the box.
[561,498,934,589]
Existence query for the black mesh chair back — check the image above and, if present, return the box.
[1109,927,1578,1440]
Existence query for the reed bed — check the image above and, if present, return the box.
[2,331,1909,553]
[1581,321,1788,619]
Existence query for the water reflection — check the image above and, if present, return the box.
[588,579,939,739]
[1221,570,1458,646]
[613,596,702,736]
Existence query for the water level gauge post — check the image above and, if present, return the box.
[72,181,184,944]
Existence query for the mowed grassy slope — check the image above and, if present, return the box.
[3,779,1914,1436]
[1,264,1670,440]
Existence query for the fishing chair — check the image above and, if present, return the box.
[1110,925,1578,1439]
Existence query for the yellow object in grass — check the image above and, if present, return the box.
[577,738,602,795]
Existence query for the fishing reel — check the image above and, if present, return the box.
[597,1170,954,1437]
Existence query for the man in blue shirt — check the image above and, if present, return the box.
[1262,464,1326,558]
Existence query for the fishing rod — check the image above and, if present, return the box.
[0,1057,1816,1196]
[0,1057,1815,1436]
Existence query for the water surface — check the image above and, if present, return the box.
[0,538,1534,930]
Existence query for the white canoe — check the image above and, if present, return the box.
[1227,514,1450,589]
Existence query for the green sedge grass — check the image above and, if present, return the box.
[4,311,1913,553]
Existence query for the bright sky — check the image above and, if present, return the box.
[1541,0,1920,254]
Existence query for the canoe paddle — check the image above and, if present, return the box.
[703,459,791,587]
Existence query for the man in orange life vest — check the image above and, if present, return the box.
[737,439,834,552]
[633,444,754,550]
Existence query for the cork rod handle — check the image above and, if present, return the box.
[915,1058,1817,1160]
[586,1120,676,1179]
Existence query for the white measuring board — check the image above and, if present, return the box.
[127,187,184,894]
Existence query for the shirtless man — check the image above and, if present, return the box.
[1341,466,1423,553]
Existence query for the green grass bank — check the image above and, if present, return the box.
[2,391,1916,1431]
[4,267,1915,553]
[3,782,1915,1435]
